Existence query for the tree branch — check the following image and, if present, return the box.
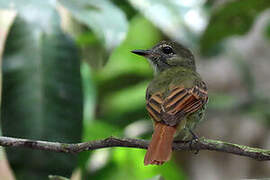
[0,136,269,161]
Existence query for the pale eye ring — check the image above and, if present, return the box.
[162,46,174,54]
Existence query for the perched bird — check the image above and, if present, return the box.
[131,41,208,165]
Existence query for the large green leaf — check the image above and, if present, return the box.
[58,0,128,50]
[200,0,270,55]
[1,9,82,180]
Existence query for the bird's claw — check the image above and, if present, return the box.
[188,129,199,155]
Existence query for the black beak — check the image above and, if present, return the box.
[131,49,151,56]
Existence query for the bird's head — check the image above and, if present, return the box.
[131,41,195,74]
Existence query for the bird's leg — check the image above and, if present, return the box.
[188,129,199,154]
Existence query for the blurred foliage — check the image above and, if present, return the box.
[94,15,162,128]
[88,148,185,180]
[1,3,82,180]
[111,0,137,20]
[128,0,207,47]
[265,21,270,40]
[58,0,128,51]
[0,0,270,180]
[48,175,69,180]
[200,0,270,55]
[78,33,109,69]
[58,0,128,69]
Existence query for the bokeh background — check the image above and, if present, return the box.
[0,0,270,180]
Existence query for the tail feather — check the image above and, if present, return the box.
[144,123,177,165]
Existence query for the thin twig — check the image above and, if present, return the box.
[0,136,269,161]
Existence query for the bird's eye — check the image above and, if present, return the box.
[162,46,174,54]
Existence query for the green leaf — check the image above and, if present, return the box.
[200,0,270,55]
[1,10,82,180]
[58,0,128,50]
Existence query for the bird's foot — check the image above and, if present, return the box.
[188,129,199,155]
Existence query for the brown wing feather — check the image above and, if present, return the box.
[146,91,162,122]
[146,84,208,126]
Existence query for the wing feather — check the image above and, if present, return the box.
[146,83,208,126]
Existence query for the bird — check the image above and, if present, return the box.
[131,41,208,166]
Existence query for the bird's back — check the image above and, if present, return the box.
[147,67,202,98]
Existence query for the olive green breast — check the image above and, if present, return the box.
[147,67,202,96]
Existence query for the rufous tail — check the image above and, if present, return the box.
[144,122,177,165]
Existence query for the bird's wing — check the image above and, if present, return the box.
[146,81,208,126]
